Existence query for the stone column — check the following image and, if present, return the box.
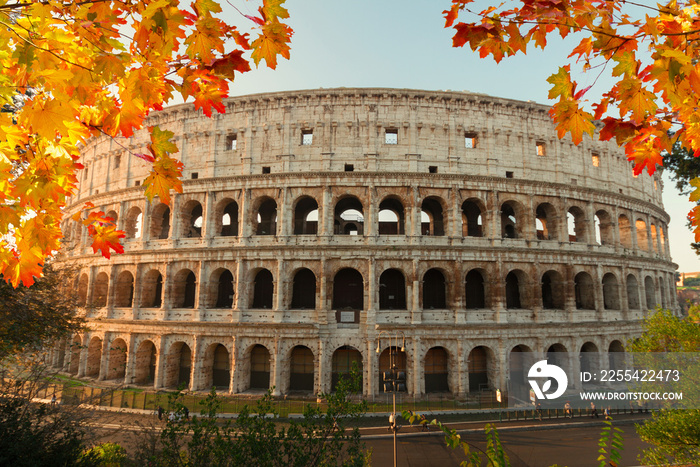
[366,258,376,325]
[411,259,421,324]
[190,336,202,391]
[154,335,167,389]
[321,186,333,238]
[411,338,421,396]
[98,336,110,381]
[124,334,137,385]
[202,190,214,239]
[274,260,284,322]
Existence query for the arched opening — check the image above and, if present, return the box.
[77,273,89,307]
[291,268,316,309]
[134,340,157,385]
[602,273,620,310]
[568,206,587,242]
[636,219,648,251]
[141,269,163,308]
[379,269,406,310]
[501,202,519,239]
[215,269,234,308]
[106,338,127,380]
[86,337,102,378]
[595,210,613,245]
[378,198,405,235]
[333,268,364,311]
[644,276,656,309]
[255,198,278,235]
[334,197,364,235]
[166,342,192,389]
[378,346,407,393]
[421,197,445,236]
[289,346,314,392]
[182,201,203,238]
[608,341,625,371]
[93,272,109,307]
[252,269,274,309]
[220,201,239,237]
[125,207,142,239]
[618,214,632,248]
[150,203,171,239]
[425,347,449,393]
[211,344,230,388]
[69,336,81,375]
[580,342,600,374]
[464,269,486,309]
[249,345,270,390]
[468,346,493,392]
[626,274,640,310]
[536,203,557,240]
[541,270,564,309]
[461,199,483,237]
[293,196,319,235]
[173,269,197,308]
[105,210,118,226]
[331,346,363,392]
[575,272,596,309]
[423,268,447,309]
[505,271,523,309]
[115,271,134,308]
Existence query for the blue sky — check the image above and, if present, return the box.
[218,0,699,273]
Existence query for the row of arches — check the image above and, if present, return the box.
[52,335,629,396]
[70,193,668,255]
[77,265,675,314]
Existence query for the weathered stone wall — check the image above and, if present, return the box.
[51,88,677,398]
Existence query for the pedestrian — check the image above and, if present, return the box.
[604,406,611,420]
[157,406,164,421]
[590,401,599,418]
[50,394,57,407]
[564,401,573,419]
[183,406,189,420]
[535,403,543,421]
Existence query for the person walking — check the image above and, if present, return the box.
[590,402,599,418]
[564,401,573,419]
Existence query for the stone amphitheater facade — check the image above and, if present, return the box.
[49,88,678,399]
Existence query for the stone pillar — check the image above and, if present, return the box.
[154,335,167,389]
[411,338,421,396]
[411,259,421,324]
[586,201,597,245]
[366,185,376,237]
[77,335,89,377]
[202,190,214,239]
[366,340,376,397]
[450,185,460,238]
[318,258,328,325]
[98,336,110,381]
[366,258,376,325]
[240,188,252,238]
[124,334,137,385]
[274,260,284,322]
[191,336,202,391]
[493,260,506,323]
[321,186,332,238]
[271,339,283,396]
[316,340,328,394]
[232,261,244,322]
[279,186,290,237]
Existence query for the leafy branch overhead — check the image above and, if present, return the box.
[0,0,292,287]
[445,0,700,242]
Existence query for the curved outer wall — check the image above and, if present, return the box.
[51,88,677,398]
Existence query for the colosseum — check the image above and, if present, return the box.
[50,88,678,401]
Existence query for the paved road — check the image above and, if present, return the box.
[85,410,652,467]
[367,423,649,467]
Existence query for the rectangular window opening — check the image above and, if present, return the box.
[226,134,237,150]
[262,166,271,174]
[135,180,141,186]
[385,128,398,145]
[505,171,514,179]
[429,166,438,173]
[344,164,354,172]
[592,152,600,167]
[191,172,198,179]
[536,141,546,156]
[114,155,121,169]
[301,129,313,145]
[465,132,477,149]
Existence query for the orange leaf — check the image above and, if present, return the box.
[89,224,125,259]
[143,154,184,204]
